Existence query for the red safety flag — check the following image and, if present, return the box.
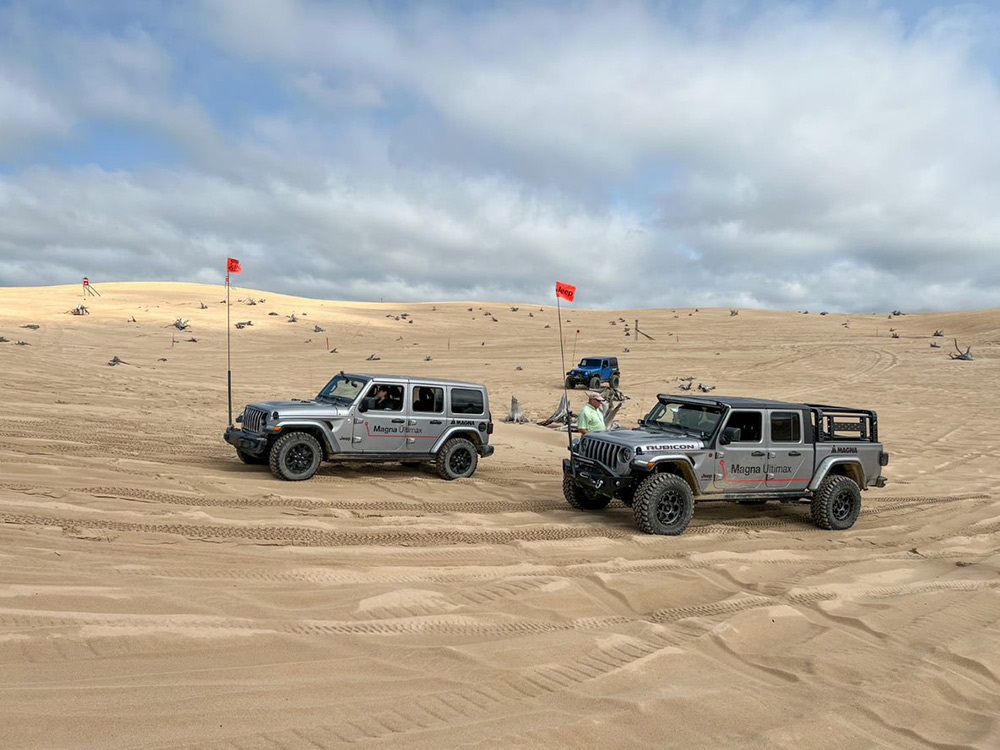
[227,257,242,274]
[555,281,576,302]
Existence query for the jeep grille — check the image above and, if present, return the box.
[579,436,620,470]
[242,406,268,433]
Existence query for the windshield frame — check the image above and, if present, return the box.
[643,399,726,440]
[317,373,370,404]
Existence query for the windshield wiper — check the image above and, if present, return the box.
[652,422,692,434]
[318,394,352,404]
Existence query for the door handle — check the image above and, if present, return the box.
[429,420,443,425]
[788,451,802,456]
[751,451,765,457]
[391,418,405,424]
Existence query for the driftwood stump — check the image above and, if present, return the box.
[539,394,572,427]
[504,396,530,424]
[948,339,973,361]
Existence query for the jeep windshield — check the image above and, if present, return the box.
[644,400,723,439]
[578,358,602,368]
[317,373,369,404]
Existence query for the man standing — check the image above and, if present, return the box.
[577,391,607,436]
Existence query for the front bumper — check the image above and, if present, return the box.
[224,427,267,455]
[562,457,624,497]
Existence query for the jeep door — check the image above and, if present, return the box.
[353,382,407,452]
[714,410,767,491]
[764,410,813,490]
[407,384,447,452]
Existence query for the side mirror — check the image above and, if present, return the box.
[359,397,373,413]
[720,426,741,445]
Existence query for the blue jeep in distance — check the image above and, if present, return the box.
[565,356,621,390]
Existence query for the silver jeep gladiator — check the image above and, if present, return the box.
[225,371,494,481]
[562,394,888,534]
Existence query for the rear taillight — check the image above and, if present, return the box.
[487,412,494,434]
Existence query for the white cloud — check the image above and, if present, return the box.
[0,1,999,311]
[292,73,386,110]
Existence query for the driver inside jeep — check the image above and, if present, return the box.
[371,385,402,411]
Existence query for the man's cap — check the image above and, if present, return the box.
[587,391,606,402]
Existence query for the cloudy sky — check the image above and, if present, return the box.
[1,1,999,311]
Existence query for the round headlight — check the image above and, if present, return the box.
[617,446,633,464]
[271,411,279,420]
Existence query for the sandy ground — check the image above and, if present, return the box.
[1,282,998,750]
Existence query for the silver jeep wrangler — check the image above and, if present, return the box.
[225,372,495,481]
[563,394,889,535]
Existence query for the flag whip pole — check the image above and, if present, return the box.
[226,270,233,427]
[555,290,573,450]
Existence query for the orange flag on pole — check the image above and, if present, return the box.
[227,257,242,274]
[555,281,576,302]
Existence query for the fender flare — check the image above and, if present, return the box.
[270,420,337,455]
[810,457,866,490]
[638,455,700,494]
[431,427,485,453]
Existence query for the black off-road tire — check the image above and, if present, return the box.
[811,475,862,530]
[610,374,621,389]
[269,431,323,481]
[565,377,576,390]
[588,376,601,390]
[632,474,694,535]
[436,438,479,480]
[562,474,612,511]
[237,448,267,466]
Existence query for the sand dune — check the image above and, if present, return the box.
[1,282,998,749]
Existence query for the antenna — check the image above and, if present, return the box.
[555,281,577,450]
[224,256,243,427]
[226,271,233,426]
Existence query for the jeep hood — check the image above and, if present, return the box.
[249,399,350,417]
[586,429,706,451]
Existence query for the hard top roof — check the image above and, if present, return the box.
[340,372,486,388]
[657,394,864,411]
